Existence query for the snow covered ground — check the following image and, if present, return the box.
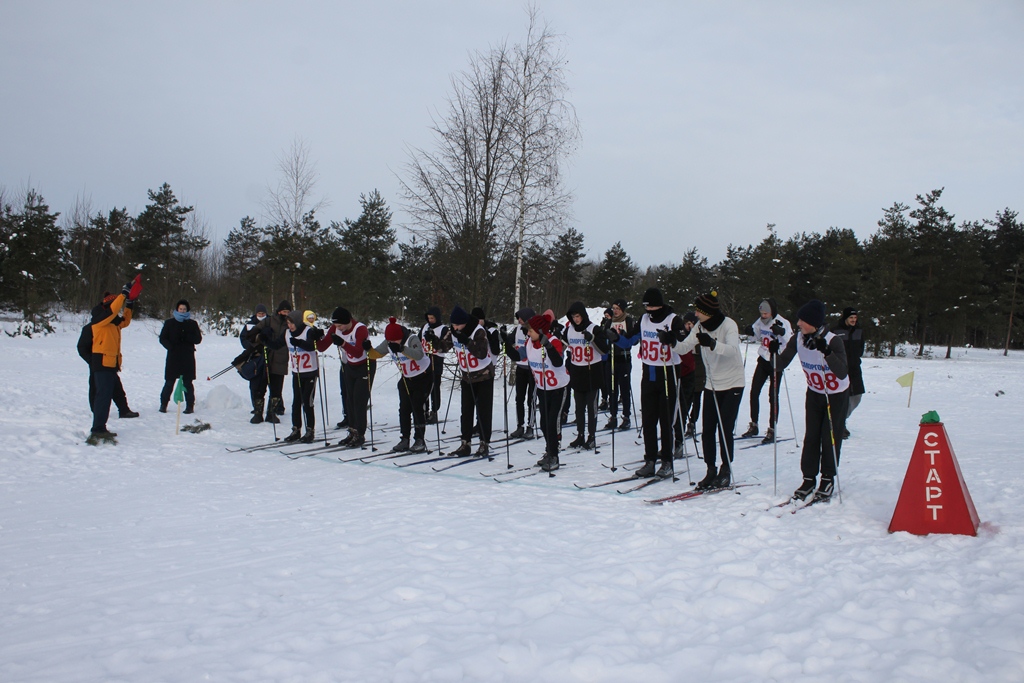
[2,314,1023,682]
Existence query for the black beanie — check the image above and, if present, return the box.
[450,306,470,326]
[683,311,699,325]
[842,307,859,320]
[277,300,292,314]
[612,298,628,311]
[797,300,826,328]
[255,303,268,315]
[471,307,486,321]
[642,288,664,307]
[694,291,720,316]
[331,307,352,325]
[515,307,536,323]
[176,299,191,312]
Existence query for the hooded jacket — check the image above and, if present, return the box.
[90,295,132,371]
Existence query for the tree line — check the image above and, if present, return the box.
[1,180,1021,356]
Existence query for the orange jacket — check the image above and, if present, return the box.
[91,294,132,370]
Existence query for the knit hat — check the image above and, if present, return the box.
[683,311,699,325]
[842,307,859,320]
[612,298,628,311]
[277,300,292,314]
[331,307,351,325]
[642,288,664,307]
[543,309,556,322]
[101,291,117,305]
[694,291,720,316]
[515,307,536,323]
[384,316,404,342]
[286,310,305,327]
[604,308,614,318]
[528,314,551,336]
[254,304,268,316]
[797,300,826,328]
[471,307,486,321]
[176,299,191,312]
[450,306,470,326]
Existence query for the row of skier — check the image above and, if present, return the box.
[232,288,864,503]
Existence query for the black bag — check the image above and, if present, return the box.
[237,354,265,381]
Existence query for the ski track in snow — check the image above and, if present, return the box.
[1,318,1023,682]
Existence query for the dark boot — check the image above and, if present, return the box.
[283,426,301,442]
[183,405,194,415]
[741,422,758,438]
[619,416,631,431]
[250,413,264,424]
[523,426,535,440]
[569,434,586,448]
[300,428,316,444]
[426,411,437,425]
[760,428,775,445]
[118,408,140,418]
[159,403,168,414]
[336,418,349,429]
[813,477,834,503]
[695,464,717,491]
[393,437,411,452]
[604,416,618,430]
[410,438,427,453]
[635,460,657,478]
[712,465,732,489]
[584,436,597,450]
[540,453,560,472]
[508,426,526,439]
[656,460,674,479]
[451,440,472,457]
[793,478,816,501]
[265,411,280,424]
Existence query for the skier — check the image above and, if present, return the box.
[614,288,685,479]
[239,304,269,423]
[741,298,793,445]
[522,313,570,472]
[831,307,864,438]
[435,306,494,456]
[672,312,698,454]
[283,310,324,443]
[419,306,448,424]
[774,299,850,502]
[686,313,706,438]
[503,307,536,440]
[245,301,292,423]
[78,294,138,420]
[598,307,613,411]
[601,299,634,431]
[565,301,609,449]
[87,277,142,442]
[373,317,432,453]
[317,307,374,449]
[158,300,203,415]
[673,291,745,490]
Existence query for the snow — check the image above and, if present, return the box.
[2,317,1023,682]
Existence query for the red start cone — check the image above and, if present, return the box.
[888,422,980,536]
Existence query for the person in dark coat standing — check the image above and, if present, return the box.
[832,307,865,438]
[159,299,203,414]
[244,300,292,423]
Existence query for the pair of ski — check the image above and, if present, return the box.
[646,483,760,504]
[736,437,794,451]
[573,471,676,494]
[770,494,830,515]
[488,462,582,482]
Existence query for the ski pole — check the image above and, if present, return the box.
[433,358,444,455]
[819,346,843,503]
[207,363,237,381]
[782,370,797,444]
[609,350,616,470]
[317,352,329,446]
[771,349,778,495]
[263,346,278,441]
[502,353,511,469]
[367,357,377,452]
[441,360,457,434]
[700,323,736,485]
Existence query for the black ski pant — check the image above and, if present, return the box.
[608,353,632,420]
[640,365,677,464]
[268,373,285,416]
[460,377,493,443]
[674,371,695,443]
[749,356,781,428]
[513,365,536,428]
[573,386,599,439]
[88,370,128,414]
[291,371,318,430]
[160,376,195,409]
[688,382,701,427]
[398,371,433,440]
[538,387,566,458]
[427,355,445,414]
[701,386,743,471]
[249,373,268,413]
[343,361,371,436]
[91,368,117,433]
[801,389,848,480]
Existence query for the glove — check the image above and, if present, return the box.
[770,321,785,336]
[805,334,830,355]
[424,329,437,342]
[550,321,563,335]
[657,329,674,346]
[121,280,133,297]
[768,339,780,355]
[499,325,508,339]
[388,341,402,354]
[332,335,344,347]
[452,329,470,344]
[605,328,620,343]
[582,330,593,342]
[362,339,372,351]
[696,332,716,349]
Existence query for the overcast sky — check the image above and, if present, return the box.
[2,1,1022,267]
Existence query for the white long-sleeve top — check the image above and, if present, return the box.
[674,316,745,391]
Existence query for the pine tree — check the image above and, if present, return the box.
[588,241,638,306]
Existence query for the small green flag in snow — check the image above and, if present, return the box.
[172,375,186,404]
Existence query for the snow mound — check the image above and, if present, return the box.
[202,383,245,411]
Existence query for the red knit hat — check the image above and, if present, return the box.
[528,314,551,336]
[384,316,404,342]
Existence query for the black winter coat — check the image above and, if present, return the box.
[831,323,865,396]
[245,314,290,375]
[159,317,203,381]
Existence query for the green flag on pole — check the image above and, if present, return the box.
[172,375,186,404]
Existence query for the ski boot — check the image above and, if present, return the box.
[540,453,560,472]
[86,430,117,446]
[685,420,696,438]
[598,399,608,411]
[695,466,717,491]
[635,460,657,478]
[673,443,685,460]
[451,440,472,457]
[118,408,140,419]
[813,477,834,503]
[760,428,775,445]
[336,418,349,430]
[508,426,525,440]
[392,437,411,452]
[712,465,732,489]
[741,422,758,438]
[300,428,316,444]
[283,426,302,442]
[475,442,489,457]
[347,433,366,449]
[604,416,618,430]
[159,403,168,414]
[265,410,280,424]
[410,438,427,453]
[569,434,586,449]
[793,478,816,501]
[522,426,535,440]
[426,410,438,425]
[619,417,631,431]
[250,413,264,424]
[584,436,597,450]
